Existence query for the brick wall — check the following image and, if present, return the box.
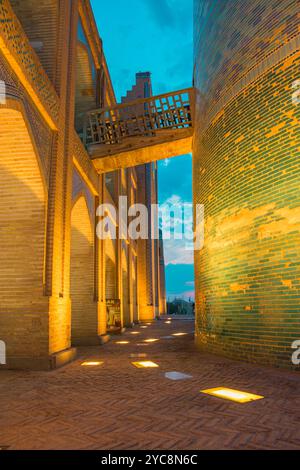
[0,0,115,368]
[194,0,300,368]
[0,107,48,362]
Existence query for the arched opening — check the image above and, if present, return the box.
[0,106,47,365]
[105,238,120,332]
[70,195,97,345]
[131,255,138,323]
[121,243,131,327]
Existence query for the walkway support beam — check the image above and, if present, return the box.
[83,88,195,172]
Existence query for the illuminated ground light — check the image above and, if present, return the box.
[146,323,152,325]
[132,361,159,368]
[115,341,129,345]
[144,338,159,343]
[81,361,103,366]
[172,332,188,337]
[140,326,148,329]
[165,321,171,324]
[201,387,264,404]
[130,331,140,335]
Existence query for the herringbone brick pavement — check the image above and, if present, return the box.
[1,316,300,450]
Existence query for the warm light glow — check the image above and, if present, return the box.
[116,341,129,344]
[146,323,152,325]
[140,326,148,329]
[165,321,171,324]
[201,387,264,403]
[144,338,159,343]
[130,331,140,335]
[172,332,188,336]
[132,361,159,368]
[81,361,103,366]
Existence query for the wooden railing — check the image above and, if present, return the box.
[83,88,194,147]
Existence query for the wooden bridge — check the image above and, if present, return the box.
[83,88,195,173]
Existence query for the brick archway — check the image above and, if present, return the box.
[70,194,97,345]
[0,105,48,367]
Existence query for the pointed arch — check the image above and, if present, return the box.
[70,194,98,345]
[0,104,48,362]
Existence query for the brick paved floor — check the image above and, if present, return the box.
[1,316,300,450]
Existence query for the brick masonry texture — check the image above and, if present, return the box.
[194,0,300,368]
[0,106,49,360]
[0,0,164,368]
[1,318,300,450]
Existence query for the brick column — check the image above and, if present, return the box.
[46,0,79,367]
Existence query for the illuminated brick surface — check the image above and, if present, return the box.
[194,0,300,368]
[0,1,161,368]
[1,318,300,450]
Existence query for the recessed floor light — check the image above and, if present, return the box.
[146,323,152,325]
[172,332,188,336]
[165,321,171,324]
[130,331,140,335]
[144,338,159,343]
[140,326,148,329]
[201,387,264,403]
[165,371,192,381]
[132,361,159,368]
[81,361,103,366]
[116,341,129,344]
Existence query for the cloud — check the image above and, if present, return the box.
[159,193,194,265]
[144,0,175,29]
[163,238,194,265]
[158,154,192,204]
[144,0,193,35]
[160,195,193,232]
[164,242,194,265]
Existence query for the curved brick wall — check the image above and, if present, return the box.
[193,0,300,368]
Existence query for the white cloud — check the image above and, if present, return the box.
[163,239,194,265]
[159,194,194,265]
[160,195,193,239]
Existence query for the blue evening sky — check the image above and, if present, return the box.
[91,0,194,300]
